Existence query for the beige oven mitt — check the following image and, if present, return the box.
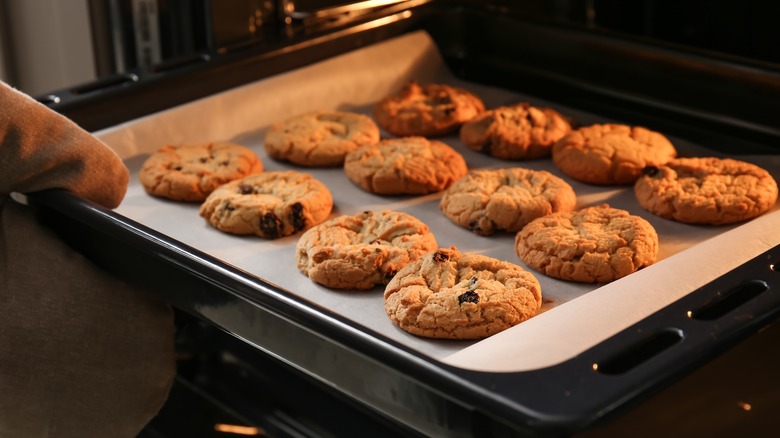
[0,81,175,437]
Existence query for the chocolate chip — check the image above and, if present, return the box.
[363,211,371,215]
[468,221,481,231]
[433,251,449,262]
[375,248,381,253]
[469,277,478,288]
[240,184,254,195]
[199,157,208,164]
[371,240,381,245]
[289,202,306,231]
[642,165,660,177]
[259,212,281,238]
[174,166,183,171]
[458,291,479,305]
[481,140,492,155]
[383,269,397,284]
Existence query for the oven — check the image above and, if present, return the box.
[28,1,780,436]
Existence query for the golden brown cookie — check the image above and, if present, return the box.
[460,103,572,160]
[439,168,577,236]
[514,204,658,283]
[199,171,332,238]
[295,210,438,290]
[373,82,485,137]
[343,136,468,195]
[383,247,542,339]
[634,157,779,225]
[264,111,380,167]
[139,142,263,201]
[552,124,677,185]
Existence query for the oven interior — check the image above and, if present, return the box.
[30,1,780,437]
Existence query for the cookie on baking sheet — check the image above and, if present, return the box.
[199,171,332,239]
[552,124,677,185]
[635,157,779,225]
[383,247,542,340]
[439,167,577,236]
[344,136,468,195]
[296,210,438,290]
[460,103,572,160]
[264,111,380,167]
[373,82,485,137]
[139,142,263,201]
[514,204,658,283]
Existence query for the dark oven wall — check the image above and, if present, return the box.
[424,0,780,154]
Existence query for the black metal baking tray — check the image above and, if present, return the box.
[28,2,780,436]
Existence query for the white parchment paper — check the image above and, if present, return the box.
[97,31,780,372]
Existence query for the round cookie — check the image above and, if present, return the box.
[296,210,438,290]
[384,247,542,340]
[552,124,677,185]
[634,157,779,225]
[139,142,263,201]
[199,171,333,238]
[373,82,485,137]
[440,167,577,236]
[264,111,380,167]
[460,103,572,160]
[344,136,468,195]
[514,204,659,283]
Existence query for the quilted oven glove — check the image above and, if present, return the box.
[0,81,175,437]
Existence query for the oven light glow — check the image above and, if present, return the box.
[592,363,599,371]
[737,401,752,412]
[214,424,263,435]
[686,310,693,318]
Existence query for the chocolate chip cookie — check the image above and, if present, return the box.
[460,103,572,160]
[264,111,380,167]
[514,204,658,283]
[199,171,333,238]
[373,82,485,137]
[343,136,468,195]
[384,247,542,339]
[439,167,577,236]
[552,124,677,185]
[634,157,779,225]
[139,142,263,201]
[295,210,438,290]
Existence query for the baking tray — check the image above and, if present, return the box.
[29,5,780,437]
[98,29,780,371]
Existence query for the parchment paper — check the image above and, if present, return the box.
[97,31,780,372]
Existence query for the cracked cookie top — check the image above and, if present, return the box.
[384,247,542,339]
[199,170,332,238]
[460,103,572,160]
[552,123,677,185]
[344,136,468,195]
[514,204,658,283]
[634,157,779,225]
[440,167,577,236]
[264,111,380,167]
[373,82,485,137]
[295,210,437,290]
[140,142,263,201]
